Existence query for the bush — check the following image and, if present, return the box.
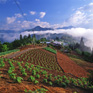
[75,48,82,55]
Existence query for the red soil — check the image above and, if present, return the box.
[57,51,89,77]
[0,81,87,93]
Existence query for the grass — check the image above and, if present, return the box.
[44,47,57,54]
[0,49,19,56]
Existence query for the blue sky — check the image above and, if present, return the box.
[0,0,93,31]
[0,0,93,48]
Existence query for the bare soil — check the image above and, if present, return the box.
[57,51,89,77]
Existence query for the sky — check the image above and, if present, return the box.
[0,0,93,48]
[0,0,93,30]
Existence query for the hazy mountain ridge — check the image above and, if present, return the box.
[26,26,54,31]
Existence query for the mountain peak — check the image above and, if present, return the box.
[26,26,54,31]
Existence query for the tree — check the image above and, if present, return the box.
[20,34,22,40]
[1,44,8,52]
[0,41,2,52]
[12,40,21,49]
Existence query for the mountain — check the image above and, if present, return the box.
[26,26,54,31]
[57,26,75,29]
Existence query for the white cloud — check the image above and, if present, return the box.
[6,13,26,24]
[40,12,46,18]
[7,17,16,24]
[35,19,40,22]
[30,11,36,15]
[65,2,93,29]
[24,28,93,48]
[15,13,22,18]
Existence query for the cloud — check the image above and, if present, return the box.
[23,27,93,48]
[40,12,46,18]
[35,19,40,22]
[65,2,93,29]
[30,11,36,15]
[6,13,24,24]
[15,13,22,18]
[7,17,16,24]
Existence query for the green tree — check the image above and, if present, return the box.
[20,34,22,40]
[1,44,8,52]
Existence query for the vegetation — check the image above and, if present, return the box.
[0,49,19,56]
[44,47,57,54]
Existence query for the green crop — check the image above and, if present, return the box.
[16,77,23,83]
[36,74,40,79]
[34,80,39,84]
[43,79,48,83]
[28,76,35,82]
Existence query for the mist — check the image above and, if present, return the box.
[22,27,93,49]
[0,27,93,49]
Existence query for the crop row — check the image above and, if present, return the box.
[15,49,61,71]
[0,58,92,90]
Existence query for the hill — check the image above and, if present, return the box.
[26,26,54,31]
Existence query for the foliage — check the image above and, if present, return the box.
[61,82,67,88]
[36,74,40,79]
[0,49,19,56]
[28,76,35,82]
[16,77,23,83]
[1,44,8,52]
[24,88,48,93]
[43,79,48,83]
[34,80,39,84]
[9,73,17,80]
[75,48,82,55]
[44,47,57,54]
[49,81,53,86]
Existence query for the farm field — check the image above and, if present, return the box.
[57,51,89,77]
[0,45,92,93]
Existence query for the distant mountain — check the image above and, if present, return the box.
[26,26,54,31]
[57,26,75,29]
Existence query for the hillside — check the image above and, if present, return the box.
[0,44,93,93]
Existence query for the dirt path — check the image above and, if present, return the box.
[57,51,89,77]
[6,47,46,59]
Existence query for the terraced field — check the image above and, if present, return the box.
[0,46,92,93]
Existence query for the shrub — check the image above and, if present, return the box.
[75,48,82,55]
